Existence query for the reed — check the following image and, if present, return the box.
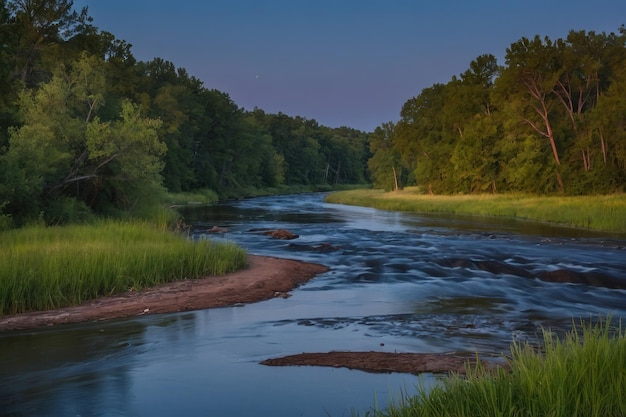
[326,189,626,233]
[0,221,247,315]
[361,318,626,417]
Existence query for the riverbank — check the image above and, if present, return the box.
[0,221,248,315]
[325,188,626,233]
[0,255,328,331]
[0,253,501,377]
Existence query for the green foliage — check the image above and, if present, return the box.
[0,221,247,315]
[44,196,95,225]
[359,318,626,417]
[6,0,94,86]
[368,122,408,191]
[0,52,167,224]
[381,29,626,196]
[84,99,166,212]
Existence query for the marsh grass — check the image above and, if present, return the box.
[362,318,626,417]
[0,221,247,315]
[326,188,626,233]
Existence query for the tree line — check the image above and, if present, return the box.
[0,0,370,226]
[369,28,626,195]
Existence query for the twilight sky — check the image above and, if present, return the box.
[73,0,626,132]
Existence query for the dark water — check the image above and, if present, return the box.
[2,193,625,416]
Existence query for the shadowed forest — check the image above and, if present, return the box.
[0,0,624,228]
[0,0,371,227]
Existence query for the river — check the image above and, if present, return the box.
[1,193,625,416]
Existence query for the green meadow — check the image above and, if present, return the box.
[326,188,626,233]
[0,221,247,315]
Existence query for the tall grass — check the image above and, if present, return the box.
[326,188,626,233]
[0,221,247,315]
[362,318,626,417]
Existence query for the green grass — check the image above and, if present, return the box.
[0,221,247,315]
[163,188,220,206]
[361,318,626,417]
[325,188,626,233]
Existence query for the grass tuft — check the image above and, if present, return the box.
[359,318,626,417]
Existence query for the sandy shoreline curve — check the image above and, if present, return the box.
[0,255,329,332]
[0,255,505,376]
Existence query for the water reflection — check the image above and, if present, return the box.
[2,193,625,416]
[1,319,149,416]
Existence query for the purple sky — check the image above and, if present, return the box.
[73,0,626,132]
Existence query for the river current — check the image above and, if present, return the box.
[1,193,625,416]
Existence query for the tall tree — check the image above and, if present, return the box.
[502,36,562,165]
[588,59,626,192]
[136,58,204,192]
[394,83,452,193]
[7,0,93,86]
[0,0,17,147]
[368,122,404,191]
[496,35,566,191]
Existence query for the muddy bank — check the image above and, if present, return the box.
[0,255,329,332]
[261,351,505,376]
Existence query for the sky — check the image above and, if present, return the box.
[72,0,626,132]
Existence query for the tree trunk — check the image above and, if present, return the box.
[392,166,399,191]
[522,79,561,166]
[599,129,607,164]
[324,159,330,181]
[334,159,341,185]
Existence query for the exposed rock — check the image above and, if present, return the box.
[263,229,299,240]
[205,225,228,233]
[313,242,341,252]
[537,269,626,290]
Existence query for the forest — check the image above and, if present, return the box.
[369,28,626,195]
[1,1,625,228]
[0,0,370,227]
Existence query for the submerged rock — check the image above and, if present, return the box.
[537,269,626,290]
[263,229,299,240]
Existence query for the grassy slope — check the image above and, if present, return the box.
[326,188,626,233]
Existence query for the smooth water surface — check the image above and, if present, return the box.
[2,193,625,416]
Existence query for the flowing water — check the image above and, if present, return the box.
[2,193,625,416]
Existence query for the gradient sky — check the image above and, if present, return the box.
[72,0,626,132]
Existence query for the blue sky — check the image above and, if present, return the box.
[73,0,626,132]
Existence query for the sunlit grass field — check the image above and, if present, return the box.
[326,188,626,233]
[0,221,247,315]
[360,318,626,417]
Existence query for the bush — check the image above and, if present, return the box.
[44,197,96,225]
